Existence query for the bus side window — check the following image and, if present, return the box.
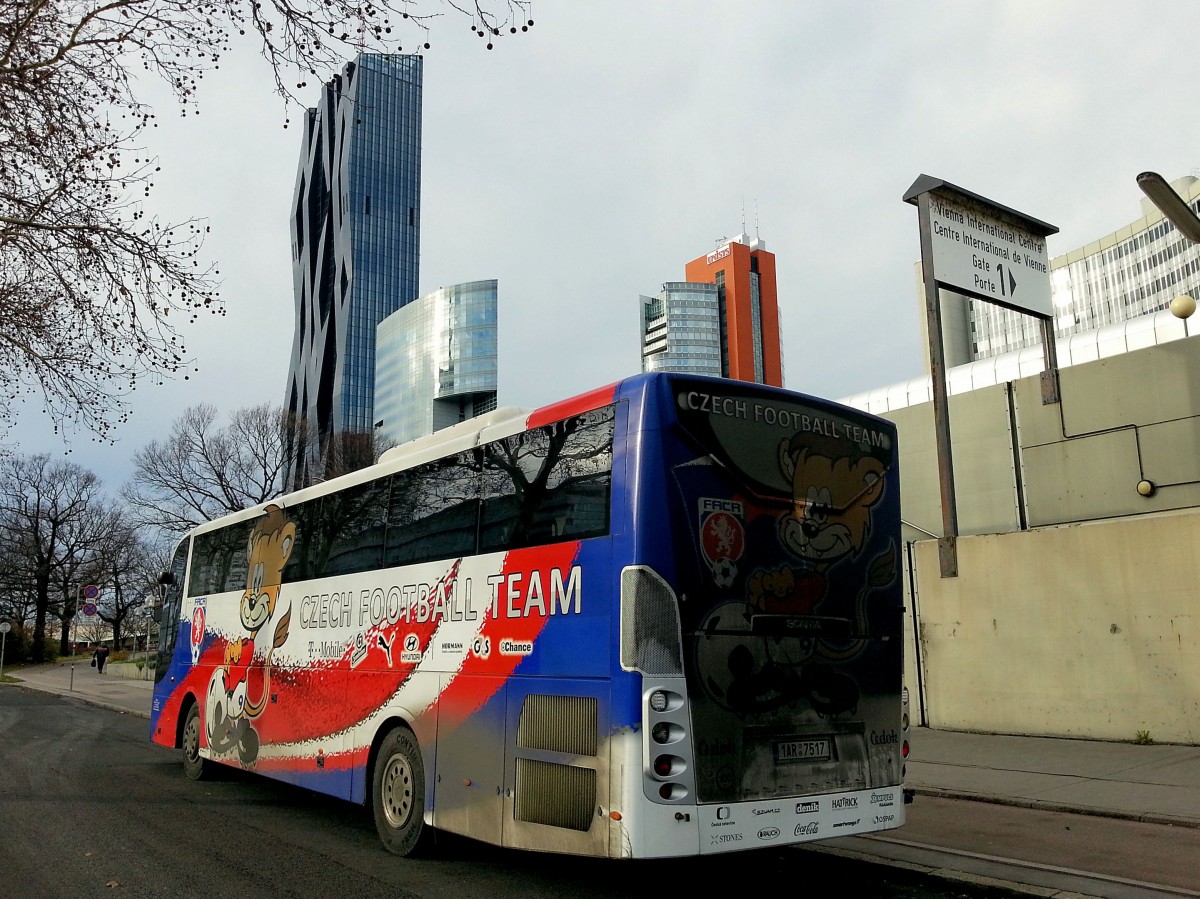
[479,407,615,553]
[281,498,321,583]
[384,452,479,567]
[189,521,254,597]
[319,478,390,577]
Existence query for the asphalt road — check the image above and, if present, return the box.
[0,686,1022,899]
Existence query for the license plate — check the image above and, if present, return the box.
[774,738,832,763]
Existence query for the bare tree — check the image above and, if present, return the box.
[0,455,106,662]
[0,0,532,439]
[89,513,161,649]
[124,403,303,533]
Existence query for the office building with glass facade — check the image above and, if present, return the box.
[284,53,423,488]
[943,175,1200,365]
[640,282,723,376]
[640,234,783,386]
[375,279,498,448]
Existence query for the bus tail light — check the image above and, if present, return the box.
[652,722,683,745]
[659,783,688,801]
[653,755,685,777]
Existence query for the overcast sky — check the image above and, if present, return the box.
[11,1,1200,490]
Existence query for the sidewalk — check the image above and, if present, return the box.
[3,659,154,719]
[906,727,1200,829]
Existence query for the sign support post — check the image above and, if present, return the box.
[905,175,1058,577]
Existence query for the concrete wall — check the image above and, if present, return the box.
[885,334,1200,744]
[904,512,1200,744]
[891,335,1200,539]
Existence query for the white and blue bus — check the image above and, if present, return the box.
[151,372,908,858]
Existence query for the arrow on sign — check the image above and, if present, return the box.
[997,264,1018,299]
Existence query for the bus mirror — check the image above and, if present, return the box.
[158,571,175,586]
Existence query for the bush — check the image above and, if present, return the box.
[110,650,130,663]
[2,629,60,665]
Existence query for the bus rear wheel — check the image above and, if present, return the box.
[372,727,432,856]
[182,703,210,781]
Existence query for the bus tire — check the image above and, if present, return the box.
[372,726,432,856]
[182,703,210,781]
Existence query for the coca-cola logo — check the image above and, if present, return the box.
[794,822,819,836]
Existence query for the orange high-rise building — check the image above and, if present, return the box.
[682,234,782,386]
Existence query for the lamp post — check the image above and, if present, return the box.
[1137,172,1200,243]
[1137,172,1198,323]
[0,622,10,680]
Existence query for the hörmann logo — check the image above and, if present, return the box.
[757,827,781,841]
[794,822,820,837]
[832,797,858,810]
[796,801,819,815]
[870,792,895,807]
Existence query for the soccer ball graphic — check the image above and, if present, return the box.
[711,557,737,588]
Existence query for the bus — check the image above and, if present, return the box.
[151,372,908,858]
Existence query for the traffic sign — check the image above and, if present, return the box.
[82,602,98,617]
[905,175,1057,317]
[925,193,1052,315]
[82,585,99,600]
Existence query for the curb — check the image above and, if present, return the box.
[911,786,1200,830]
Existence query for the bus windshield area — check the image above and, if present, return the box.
[667,380,902,803]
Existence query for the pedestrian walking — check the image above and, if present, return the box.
[95,644,109,674]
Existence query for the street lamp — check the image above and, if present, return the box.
[1137,171,1200,243]
[1137,172,1199,322]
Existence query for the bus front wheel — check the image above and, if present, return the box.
[372,727,432,856]
[182,703,210,781]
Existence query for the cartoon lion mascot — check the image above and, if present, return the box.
[747,433,886,616]
[205,504,295,764]
[696,432,896,718]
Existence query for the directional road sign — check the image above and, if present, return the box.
[905,175,1057,318]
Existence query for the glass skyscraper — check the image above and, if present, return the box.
[640,282,723,376]
[284,54,422,488]
[375,280,498,448]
